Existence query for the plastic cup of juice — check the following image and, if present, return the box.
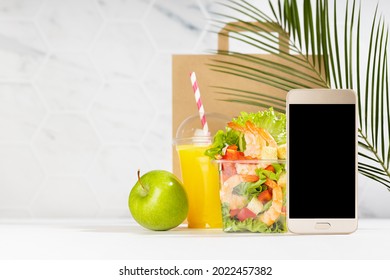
[174,113,230,228]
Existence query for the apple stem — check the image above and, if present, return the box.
[137,169,146,191]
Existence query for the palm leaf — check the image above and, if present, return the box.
[210,0,390,190]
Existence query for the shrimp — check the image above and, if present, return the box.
[258,184,283,226]
[228,121,277,159]
[220,174,247,209]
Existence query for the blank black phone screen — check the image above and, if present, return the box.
[289,104,356,219]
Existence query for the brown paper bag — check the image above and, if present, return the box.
[172,22,324,177]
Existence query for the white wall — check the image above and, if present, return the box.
[0,0,389,219]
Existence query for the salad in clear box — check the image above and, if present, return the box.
[206,108,287,233]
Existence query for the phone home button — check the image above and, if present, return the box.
[315,222,331,230]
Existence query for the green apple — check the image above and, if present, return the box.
[129,170,188,231]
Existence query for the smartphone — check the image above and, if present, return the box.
[287,89,358,234]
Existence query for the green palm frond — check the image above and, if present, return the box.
[210,0,390,190]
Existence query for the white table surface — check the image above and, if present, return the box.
[0,219,389,260]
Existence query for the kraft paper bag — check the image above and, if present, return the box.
[172,22,324,177]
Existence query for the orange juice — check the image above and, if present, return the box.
[176,144,222,228]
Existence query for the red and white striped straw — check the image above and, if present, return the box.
[190,72,209,135]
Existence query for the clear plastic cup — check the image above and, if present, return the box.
[215,159,287,233]
[174,113,230,228]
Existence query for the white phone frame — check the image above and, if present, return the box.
[286,89,358,234]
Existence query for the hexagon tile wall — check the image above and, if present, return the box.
[0,0,389,219]
[0,0,212,219]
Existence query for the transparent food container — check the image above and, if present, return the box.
[215,159,287,233]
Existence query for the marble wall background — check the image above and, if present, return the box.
[0,0,389,219]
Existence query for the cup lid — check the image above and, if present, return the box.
[174,112,231,141]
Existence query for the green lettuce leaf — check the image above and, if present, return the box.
[204,129,240,159]
[255,163,285,182]
[231,108,286,145]
[223,216,287,233]
[221,203,287,233]
[272,163,284,177]
[232,180,266,201]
